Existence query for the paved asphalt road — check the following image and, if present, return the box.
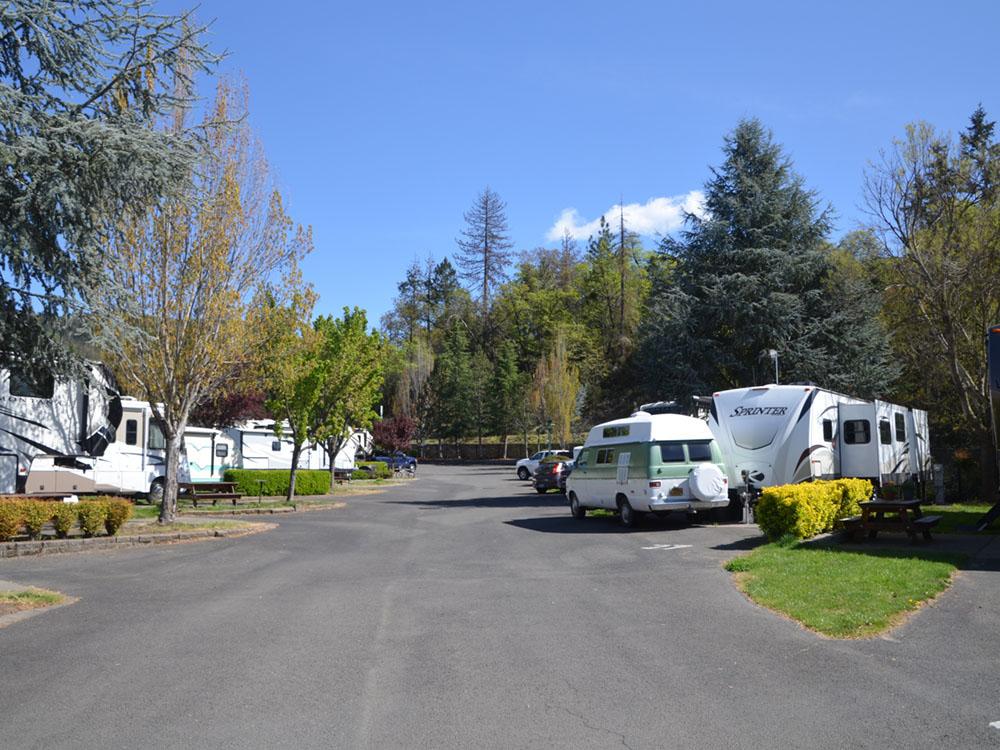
[2,464,999,749]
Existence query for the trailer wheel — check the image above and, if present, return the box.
[147,479,164,506]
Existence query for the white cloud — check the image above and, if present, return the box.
[546,191,706,242]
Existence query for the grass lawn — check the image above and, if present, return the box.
[0,587,65,617]
[725,542,963,638]
[932,503,999,534]
[123,518,265,534]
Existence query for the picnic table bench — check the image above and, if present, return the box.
[841,499,941,542]
[179,481,242,507]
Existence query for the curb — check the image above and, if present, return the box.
[181,506,297,516]
[0,523,275,559]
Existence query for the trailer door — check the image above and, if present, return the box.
[838,403,878,479]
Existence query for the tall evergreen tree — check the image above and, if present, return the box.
[427,322,474,451]
[455,187,515,335]
[640,118,894,402]
[1,1,218,374]
[489,340,522,458]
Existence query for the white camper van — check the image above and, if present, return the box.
[25,397,190,500]
[708,385,931,493]
[567,411,730,526]
[0,363,121,494]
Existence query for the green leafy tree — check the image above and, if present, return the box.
[866,108,1000,498]
[489,340,522,458]
[0,0,218,374]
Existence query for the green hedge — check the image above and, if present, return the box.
[222,469,332,497]
[352,461,392,480]
[755,479,873,541]
[0,497,134,541]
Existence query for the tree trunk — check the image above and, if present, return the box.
[287,443,302,503]
[159,431,183,524]
[502,433,508,460]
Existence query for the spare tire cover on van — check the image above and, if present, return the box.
[689,464,726,501]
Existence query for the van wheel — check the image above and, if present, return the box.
[618,497,640,528]
[517,467,529,480]
[569,492,586,519]
[147,479,164,506]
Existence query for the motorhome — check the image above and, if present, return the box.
[0,363,121,494]
[708,384,931,493]
[567,411,730,526]
[25,397,190,499]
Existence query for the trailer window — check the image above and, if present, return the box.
[271,440,281,452]
[215,444,228,458]
[843,420,870,445]
[879,419,891,445]
[8,370,54,399]
[822,419,834,442]
[148,422,166,450]
[655,443,685,463]
[687,442,713,462]
[125,420,138,446]
[894,413,906,442]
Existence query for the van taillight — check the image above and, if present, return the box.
[649,481,661,488]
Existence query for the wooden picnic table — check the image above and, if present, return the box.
[841,499,941,542]
[178,481,242,507]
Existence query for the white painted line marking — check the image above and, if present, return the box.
[641,543,693,551]
[989,720,1000,730]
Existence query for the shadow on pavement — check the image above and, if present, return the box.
[711,535,769,552]
[507,514,702,534]
[382,493,570,510]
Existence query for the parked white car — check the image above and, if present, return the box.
[515,450,570,480]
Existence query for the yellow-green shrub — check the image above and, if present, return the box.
[0,500,26,541]
[103,498,133,535]
[20,500,55,540]
[77,500,108,537]
[755,478,873,541]
[51,503,78,538]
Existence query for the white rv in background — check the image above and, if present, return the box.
[707,384,931,492]
[183,426,237,482]
[0,363,121,494]
[221,421,371,472]
[25,397,190,499]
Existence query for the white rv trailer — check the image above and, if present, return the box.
[223,420,372,472]
[0,363,121,494]
[25,397,190,498]
[183,426,237,482]
[708,384,931,492]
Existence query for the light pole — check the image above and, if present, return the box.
[768,349,779,384]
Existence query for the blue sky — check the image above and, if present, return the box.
[171,0,1000,323]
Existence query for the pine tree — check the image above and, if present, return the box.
[455,187,515,333]
[427,322,474,453]
[489,340,522,459]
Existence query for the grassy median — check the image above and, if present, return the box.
[0,588,66,617]
[726,541,962,638]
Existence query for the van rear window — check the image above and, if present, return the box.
[655,444,685,463]
[687,442,712,462]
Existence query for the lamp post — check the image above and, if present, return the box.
[767,349,779,384]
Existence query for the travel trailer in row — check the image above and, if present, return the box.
[219,420,372,476]
[0,364,122,494]
[567,412,730,526]
[707,384,931,492]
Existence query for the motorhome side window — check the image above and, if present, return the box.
[656,443,685,463]
[879,419,891,445]
[272,440,281,452]
[822,419,834,442]
[596,448,616,464]
[844,419,870,444]
[148,421,166,450]
[8,370,54,399]
[215,444,228,458]
[125,420,138,446]
[602,425,629,439]
[894,413,906,442]
[687,441,712,462]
